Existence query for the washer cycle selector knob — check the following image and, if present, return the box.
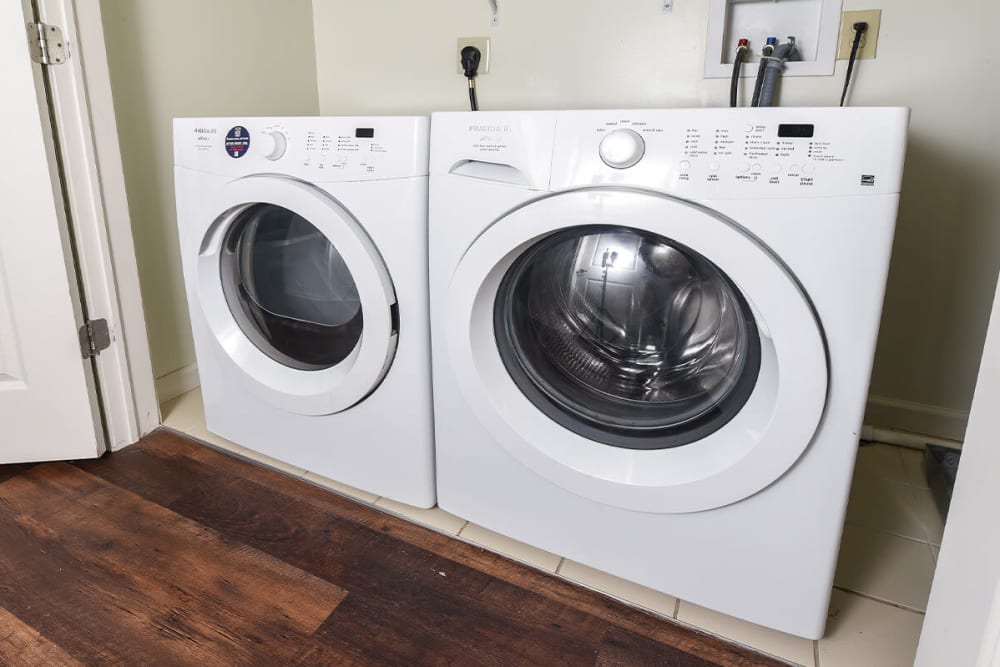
[259,130,287,161]
[599,129,645,169]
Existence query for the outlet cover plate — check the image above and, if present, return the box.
[838,10,881,59]
[457,37,491,75]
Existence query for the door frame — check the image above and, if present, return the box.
[32,0,157,449]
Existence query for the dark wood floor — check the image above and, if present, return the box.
[0,430,787,666]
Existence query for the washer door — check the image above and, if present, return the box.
[198,175,397,415]
[446,187,828,513]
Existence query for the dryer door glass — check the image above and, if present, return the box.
[220,203,363,371]
[495,225,761,450]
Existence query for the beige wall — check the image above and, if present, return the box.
[101,0,320,385]
[313,0,1000,440]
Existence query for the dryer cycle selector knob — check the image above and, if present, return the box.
[259,130,287,161]
[599,129,645,169]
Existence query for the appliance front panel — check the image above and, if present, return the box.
[445,187,829,513]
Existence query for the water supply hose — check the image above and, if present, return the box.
[730,39,749,107]
[751,37,777,107]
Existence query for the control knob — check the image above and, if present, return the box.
[259,130,287,161]
[599,129,645,169]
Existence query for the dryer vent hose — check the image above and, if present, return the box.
[756,38,802,107]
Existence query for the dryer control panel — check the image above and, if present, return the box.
[174,116,430,181]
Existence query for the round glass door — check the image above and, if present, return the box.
[494,225,760,449]
[220,203,363,371]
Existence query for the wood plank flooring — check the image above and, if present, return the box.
[0,430,788,666]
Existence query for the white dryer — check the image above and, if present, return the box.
[174,116,434,507]
[429,108,908,637]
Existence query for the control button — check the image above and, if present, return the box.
[708,162,720,171]
[738,163,750,172]
[789,164,801,174]
[679,160,691,171]
[599,129,645,169]
[744,123,754,132]
[802,163,816,174]
[751,163,762,173]
[769,163,782,174]
[260,130,288,161]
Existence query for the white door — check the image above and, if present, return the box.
[0,0,104,462]
[445,188,828,513]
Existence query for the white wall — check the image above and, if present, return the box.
[916,276,1000,666]
[312,0,1000,440]
[100,0,320,388]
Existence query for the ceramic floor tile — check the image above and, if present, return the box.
[236,446,308,477]
[675,602,815,667]
[908,483,946,545]
[898,447,930,488]
[818,590,924,667]
[557,560,677,618]
[302,472,379,504]
[182,420,248,457]
[834,525,936,611]
[844,473,929,542]
[458,524,561,572]
[854,444,908,484]
[159,388,204,433]
[374,498,466,535]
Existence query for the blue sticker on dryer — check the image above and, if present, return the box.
[225,126,250,158]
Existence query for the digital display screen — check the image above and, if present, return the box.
[778,124,815,138]
[355,128,375,138]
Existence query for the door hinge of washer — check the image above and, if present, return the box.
[26,22,68,65]
[79,319,111,359]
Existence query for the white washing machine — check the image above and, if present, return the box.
[429,108,908,638]
[174,116,435,507]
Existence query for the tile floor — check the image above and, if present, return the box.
[161,388,941,666]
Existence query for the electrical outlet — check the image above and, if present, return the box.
[457,37,491,75]
[837,10,881,60]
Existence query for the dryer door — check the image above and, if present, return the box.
[446,187,828,513]
[197,175,397,415]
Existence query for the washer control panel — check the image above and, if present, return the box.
[548,108,909,198]
[174,116,430,181]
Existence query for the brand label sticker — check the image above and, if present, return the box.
[225,126,250,158]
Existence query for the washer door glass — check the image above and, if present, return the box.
[495,225,761,449]
[220,203,363,371]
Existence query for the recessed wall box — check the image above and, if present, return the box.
[705,0,843,79]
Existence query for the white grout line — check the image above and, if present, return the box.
[831,586,926,615]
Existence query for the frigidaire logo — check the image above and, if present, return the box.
[469,124,511,133]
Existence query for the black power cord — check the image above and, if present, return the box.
[840,22,868,107]
[730,39,749,107]
[461,46,482,111]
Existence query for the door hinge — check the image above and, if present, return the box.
[79,319,111,359]
[26,22,68,66]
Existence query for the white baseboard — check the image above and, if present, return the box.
[154,363,200,405]
[865,394,968,444]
